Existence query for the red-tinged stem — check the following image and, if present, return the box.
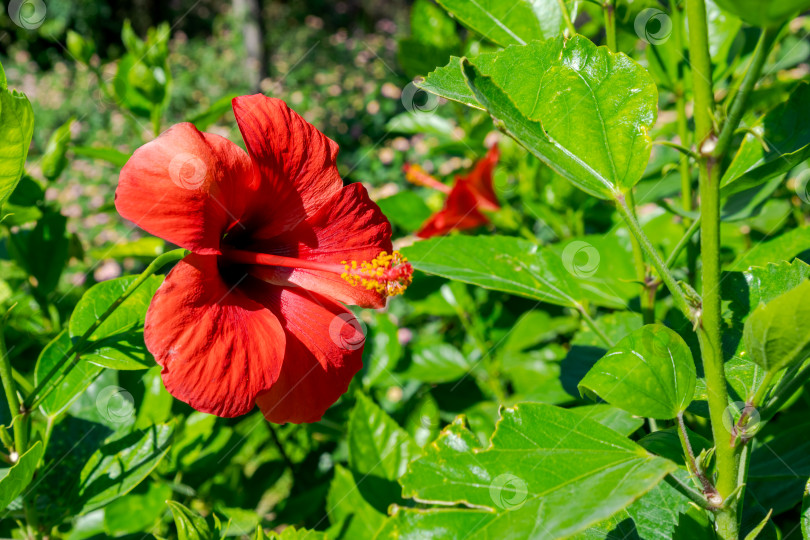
[221,248,345,274]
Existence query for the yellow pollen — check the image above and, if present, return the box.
[341,251,413,297]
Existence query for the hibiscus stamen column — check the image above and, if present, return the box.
[221,248,414,297]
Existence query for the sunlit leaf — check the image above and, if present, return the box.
[579,325,697,419]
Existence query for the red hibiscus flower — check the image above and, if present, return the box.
[403,144,500,238]
[115,94,412,423]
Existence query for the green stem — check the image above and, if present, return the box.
[24,249,187,411]
[750,370,776,408]
[603,1,617,51]
[665,215,702,269]
[615,197,695,323]
[686,1,738,536]
[677,412,718,501]
[576,304,614,348]
[713,25,781,160]
[0,322,26,454]
[556,0,577,36]
[0,317,38,538]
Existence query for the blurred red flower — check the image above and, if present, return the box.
[115,95,412,423]
[404,144,500,238]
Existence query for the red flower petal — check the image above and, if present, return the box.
[115,123,255,254]
[460,144,500,210]
[232,95,343,237]
[248,183,392,308]
[145,254,285,417]
[416,180,490,238]
[256,288,364,424]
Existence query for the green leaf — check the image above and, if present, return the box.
[0,441,43,509]
[730,227,810,271]
[573,478,694,540]
[75,422,174,513]
[34,330,104,417]
[103,482,172,535]
[326,465,386,539]
[569,404,645,437]
[549,235,639,309]
[168,501,214,540]
[71,146,131,167]
[348,393,420,483]
[421,36,658,199]
[400,343,473,383]
[435,0,572,47]
[69,275,164,370]
[397,405,676,539]
[713,0,810,26]
[744,280,810,373]
[88,237,165,261]
[41,117,74,181]
[0,85,34,210]
[402,235,582,308]
[8,207,69,293]
[376,191,433,232]
[722,85,810,195]
[187,93,239,131]
[578,325,697,420]
[267,527,326,540]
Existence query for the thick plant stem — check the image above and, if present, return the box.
[686,0,738,537]
[24,248,188,411]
